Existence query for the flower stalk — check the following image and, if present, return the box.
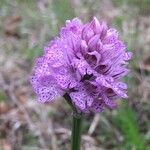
[64,93,83,150]
[71,113,83,150]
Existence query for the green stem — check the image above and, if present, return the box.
[71,114,83,150]
[63,93,83,150]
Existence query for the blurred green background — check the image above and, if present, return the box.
[0,0,150,150]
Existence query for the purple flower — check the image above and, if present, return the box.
[30,17,132,113]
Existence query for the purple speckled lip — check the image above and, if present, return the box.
[30,17,132,113]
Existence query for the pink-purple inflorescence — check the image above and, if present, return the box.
[30,17,132,113]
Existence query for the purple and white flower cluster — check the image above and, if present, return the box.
[30,17,132,113]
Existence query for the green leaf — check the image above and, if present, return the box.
[113,104,145,149]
